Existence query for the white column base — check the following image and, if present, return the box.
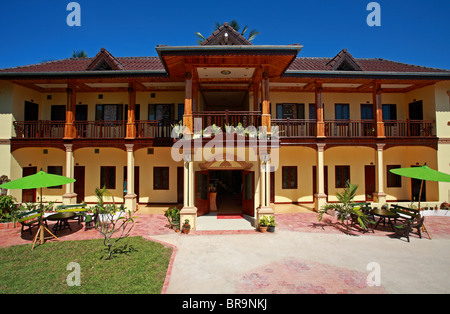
[62,193,77,205]
[180,206,197,231]
[314,193,328,212]
[124,193,138,213]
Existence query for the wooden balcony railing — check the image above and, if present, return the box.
[13,121,65,138]
[75,121,126,139]
[12,119,436,140]
[272,119,316,137]
[384,120,435,137]
[193,111,261,130]
[325,120,377,137]
[135,120,175,138]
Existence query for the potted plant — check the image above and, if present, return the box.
[182,219,191,234]
[164,207,180,231]
[267,216,276,232]
[259,216,269,233]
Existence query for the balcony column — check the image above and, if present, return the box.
[257,154,274,228]
[126,84,136,139]
[374,144,387,204]
[124,144,137,212]
[64,83,77,139]
[315,143,327,211]
[315,82,325,137]
[183,67,194,134]
[62,144,77,204]
[373,82,385,138]
[261,70,271,132]
[180,152,197,230]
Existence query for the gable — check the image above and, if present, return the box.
[86,48,124,71]
[201,22,252,46]
[326,49,362,71]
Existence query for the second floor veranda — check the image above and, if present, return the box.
[13,112,436,140]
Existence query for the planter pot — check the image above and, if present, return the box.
[259,226,268,233]
[267,225,275,232]
[182,227,191,234]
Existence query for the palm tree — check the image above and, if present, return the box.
[195,20,260,44]
[317,181,368,231]
[72,50,88,58]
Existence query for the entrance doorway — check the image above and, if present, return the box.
[209,170,243,213]
[22,167,37,203]
[364,165,376,202]
[195,169,255,217]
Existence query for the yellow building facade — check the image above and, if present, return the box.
[1,24,449,229]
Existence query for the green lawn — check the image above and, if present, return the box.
[0,236,173,294]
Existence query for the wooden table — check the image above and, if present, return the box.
[46,212,76,233]
[371,208,399,229]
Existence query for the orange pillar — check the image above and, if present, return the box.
[261,70,271,132]
[126,83,137,139]
[373,82,385,138]
[64,82,77,139]
[315,82,325,137]
[183,69,193,134]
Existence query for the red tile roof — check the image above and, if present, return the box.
[288,57,449,73]
[0,56,165,73]
[0,52,447,74]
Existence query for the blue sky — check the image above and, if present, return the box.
[0,0,449,70]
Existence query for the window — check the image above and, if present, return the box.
[335,104,350,120]
[360,104,374,120]
[100,166,116,189]
[282,166,297,189]
[177,104,185,121]
[154,167,169,190]
[335,166,350,188]
[51,105,66,121]
[95,104,124,121]
[47,166,63,189]
[276,104,305,119]
[382,104,397,121]
[148,104,174,121]
[387,165,402,188]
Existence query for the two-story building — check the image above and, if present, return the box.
[1,23,449,229]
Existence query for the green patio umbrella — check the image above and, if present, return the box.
[390,164,450,239]
[0,171,76,249]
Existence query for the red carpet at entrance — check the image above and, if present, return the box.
[217,213,244,219]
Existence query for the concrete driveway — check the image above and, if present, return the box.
[154,229,450,294]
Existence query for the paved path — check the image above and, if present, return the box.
[154,229,450,294]
[2,212,450,294]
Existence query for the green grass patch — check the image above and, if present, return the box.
[0,236,173,294]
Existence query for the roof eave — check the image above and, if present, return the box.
[283,70,450,80]
[0,70,168,79]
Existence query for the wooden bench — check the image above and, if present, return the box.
[390,204,430,239]
[390,204,419,221]
[17,210,47,235]
[56,204,88,224]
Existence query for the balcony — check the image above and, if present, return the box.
[12,118,436,140]
[193,111,261,130]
